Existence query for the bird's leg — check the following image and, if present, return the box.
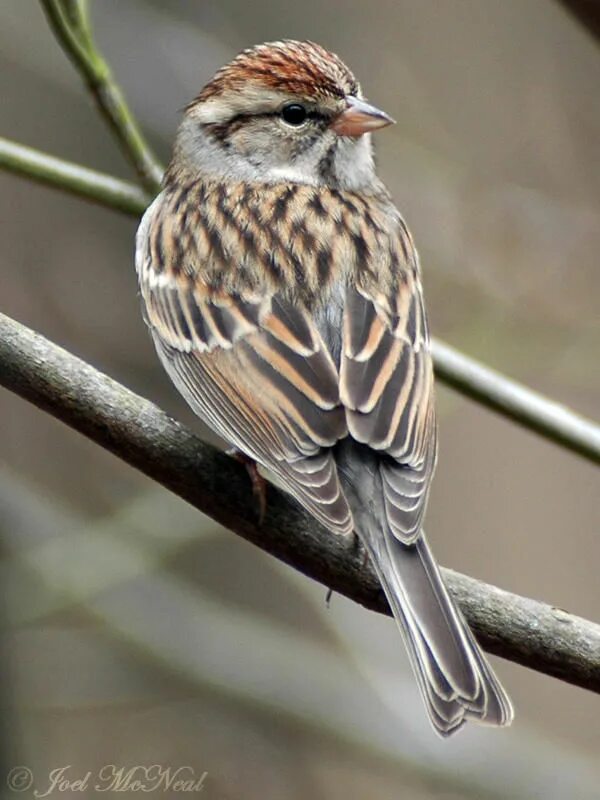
[227,448,267,524]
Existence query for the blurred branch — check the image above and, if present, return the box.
[558,0,600,41]
[39,0,163,192]
[0,137,150,215]
[433,340,600,464]
[1,311,599,694]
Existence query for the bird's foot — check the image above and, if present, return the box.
[227,448,267,524]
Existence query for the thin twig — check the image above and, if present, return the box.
[0,311,599,693]
[433,340,600,464]
[39,0,163,192]
[0,137,150,216]
[2,137,599,465]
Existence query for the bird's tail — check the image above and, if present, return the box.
[356,511,513,735]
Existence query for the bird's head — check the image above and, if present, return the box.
[170,40,394,190]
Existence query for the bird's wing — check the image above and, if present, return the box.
[340,266,437,544]
[136,196,353,535]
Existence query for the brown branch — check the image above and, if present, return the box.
[1,310,599,694]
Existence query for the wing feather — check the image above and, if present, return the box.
[153,335,352,532]
[341,283,437,544]
[138,214,353,535]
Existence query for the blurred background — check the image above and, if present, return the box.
[1,1,599,798]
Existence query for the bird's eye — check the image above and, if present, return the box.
[281,104,308,126]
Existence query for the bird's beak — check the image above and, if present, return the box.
[331,95,395,137]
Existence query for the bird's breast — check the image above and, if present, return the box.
[154,176,415,309]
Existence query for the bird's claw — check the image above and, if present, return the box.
[228,449,267,524]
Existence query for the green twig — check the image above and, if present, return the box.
[39,0,163,192]
[0,137,150,216]
[62,0,94,49]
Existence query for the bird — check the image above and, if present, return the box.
[135,39,513,736]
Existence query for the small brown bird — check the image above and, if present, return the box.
[136,40,513,735]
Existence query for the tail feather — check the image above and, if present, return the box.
[359,515,513,736]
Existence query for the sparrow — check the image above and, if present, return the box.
[135,40,513,736]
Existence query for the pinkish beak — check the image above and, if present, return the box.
[331,95,395,137]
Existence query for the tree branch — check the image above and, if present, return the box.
[1,310,599,693]
[2,136,599,465]
[39,0,163,192]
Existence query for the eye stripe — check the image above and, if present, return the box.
[205,108,330,139]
